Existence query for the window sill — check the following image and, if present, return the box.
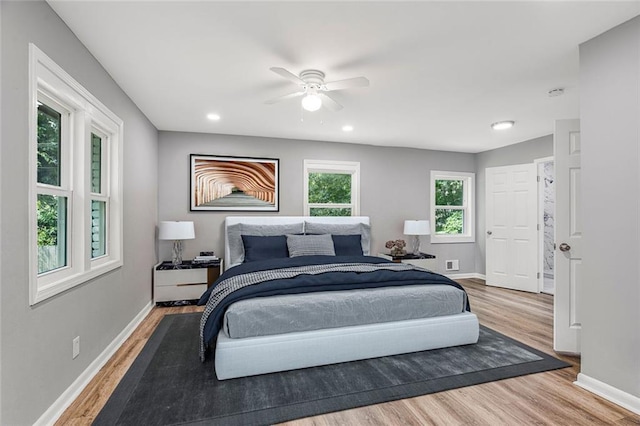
[31,259,123,305]
[430,235,475,244]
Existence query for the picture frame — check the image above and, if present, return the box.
[190,154,279,211]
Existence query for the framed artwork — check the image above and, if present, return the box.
[190,154,279,211]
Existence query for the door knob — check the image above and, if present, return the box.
[487,231,492,236]
[559,243,571,252]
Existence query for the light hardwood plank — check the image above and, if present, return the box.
[57,281,640,425]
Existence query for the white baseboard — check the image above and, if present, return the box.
[575,373,640,415]
[446,272,486,280]
[34,301,153,426]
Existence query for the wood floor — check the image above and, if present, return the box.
[57,279,640,425]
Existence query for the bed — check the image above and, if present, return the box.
[198,216,479,380]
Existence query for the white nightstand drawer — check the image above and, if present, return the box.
[155,268,207,287]
[153,261,222,303]
[155,283,207,302]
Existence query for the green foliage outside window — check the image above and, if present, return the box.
[310,207,352,217]
[37,104,61,186]
[37,195,61,247]
[435,179,463,206]
[435,179,464,234]
[36,103,63,249]
[308,172,353,216]
[36,103,67,273]
[435,209,463,234]
[37,194,67,273]
[308,173,351,204]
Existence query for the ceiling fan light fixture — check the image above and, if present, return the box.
[207,113,221,121]
[342,125,354,132]
[491,120,515,130]
[301,93,322,112]
[267,67,368,113]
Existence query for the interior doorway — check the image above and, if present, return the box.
[536,158,555,295]
[485,163,538,293]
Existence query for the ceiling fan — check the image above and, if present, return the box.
[265,67,369,112]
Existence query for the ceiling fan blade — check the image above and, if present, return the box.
[319,92,343,111]
[264,91,305,105]
[323,76,370,91]
[270,67,305,85]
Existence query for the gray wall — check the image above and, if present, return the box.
[5,1,635,422]
[474,135,554,274]
[0,2,159,424]
[158,132,477,274]
[579,16,640,398]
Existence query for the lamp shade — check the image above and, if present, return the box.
[158,221,195,240]
[404,220,430,236]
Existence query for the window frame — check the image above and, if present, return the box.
[29,44,124,305]
[430,170,475,244]
[303,160,360,216]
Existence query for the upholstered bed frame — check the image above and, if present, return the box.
[215,216,479,380]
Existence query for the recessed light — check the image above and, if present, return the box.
[491,121,515,130]
[207,113,221,121]
[342,125,354,132]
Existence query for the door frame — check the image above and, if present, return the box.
[534,156,554,293]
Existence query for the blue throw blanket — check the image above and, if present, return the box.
[197,255,470,361]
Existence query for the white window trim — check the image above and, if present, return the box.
[28,44,123,305]
[303,160,360,216]
[430,170,475,244]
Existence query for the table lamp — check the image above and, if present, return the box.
[159,221,195,265]
[404,220,431,255]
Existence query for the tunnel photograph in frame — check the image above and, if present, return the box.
[190,154,279,211]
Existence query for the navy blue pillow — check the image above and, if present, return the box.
[241,235,288,263]
[332,234,363,256]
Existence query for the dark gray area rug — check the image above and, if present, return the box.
[94,313,569,426]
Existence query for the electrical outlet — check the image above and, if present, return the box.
[445,260,460,271]
[72,336,80,359]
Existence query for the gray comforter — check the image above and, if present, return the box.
[223,284,466,338]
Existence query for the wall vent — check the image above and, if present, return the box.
[445,260,460,271]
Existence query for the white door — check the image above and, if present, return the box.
[486,164,538,292]
[554,119,581,354]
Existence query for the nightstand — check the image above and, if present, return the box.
[378,252,437,270]
[153,259,223,303]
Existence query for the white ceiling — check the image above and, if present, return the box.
[48,1,639,153]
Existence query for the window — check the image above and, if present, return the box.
[29,44,123,305]
[90,131,107,259]
[430,171,475,243]
[304,160,360,216]
[36,98,70,274]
